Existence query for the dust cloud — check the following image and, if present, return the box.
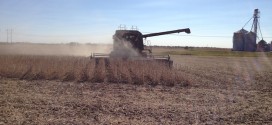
[0,43,112,56]
[110,38,140,58]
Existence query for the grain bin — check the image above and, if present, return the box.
[244,31,257,51]
[257,40,270,52]
[270,42,272,51]
[233,29,248,51]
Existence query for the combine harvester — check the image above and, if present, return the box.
[91,26,191,67]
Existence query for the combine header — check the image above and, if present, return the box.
[91,27,191,67]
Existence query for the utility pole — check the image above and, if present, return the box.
[6,29,9,43]
[6,29,13,43]
[11,29,13,43]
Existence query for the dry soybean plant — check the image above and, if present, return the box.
[0,55,190,86]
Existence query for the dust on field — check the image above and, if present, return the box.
[0,43,112,56]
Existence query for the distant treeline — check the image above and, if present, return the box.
[150,45,231,50]
[0,41,231,50]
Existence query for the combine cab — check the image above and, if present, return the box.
[91,27,191,67]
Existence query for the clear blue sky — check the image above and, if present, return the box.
[0,0,271,48]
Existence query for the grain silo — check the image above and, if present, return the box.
[271,42,272,51]
[232,9,262,51]
[232,29,248,51]
[257,40,270,52]
[244,31,257,51]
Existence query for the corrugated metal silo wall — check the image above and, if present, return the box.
[270,41,272,51]
[271,42,272,51]
[244,32,256,51]
[233,33,244,51]
[267,43,271,51]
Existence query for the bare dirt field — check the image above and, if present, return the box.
[0,43,272,124]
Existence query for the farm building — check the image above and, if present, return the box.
[256,39,270,51]
[232,9,270,52]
